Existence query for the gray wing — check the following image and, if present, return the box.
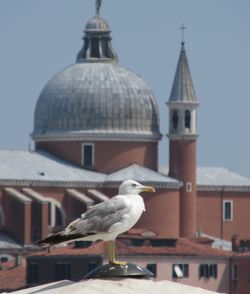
[66,196,129,235]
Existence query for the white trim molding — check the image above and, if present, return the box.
[47,198,67,227]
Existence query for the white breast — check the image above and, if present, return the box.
[108,194,145,237]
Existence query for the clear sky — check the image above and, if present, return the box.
[0,0,249,177]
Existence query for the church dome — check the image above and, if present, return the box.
[85,16,110,33]
[31,13,161,142]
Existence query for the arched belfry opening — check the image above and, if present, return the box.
[185,110,191,129]
[172,110,179,131]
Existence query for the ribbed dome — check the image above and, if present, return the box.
[32,63,161,142]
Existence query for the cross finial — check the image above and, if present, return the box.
[180,24,187,44]
[96,0,102,16]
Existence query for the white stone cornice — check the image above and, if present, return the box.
[197,185,250,192]
[167,101,199,109]
[167,134,199,140]
[31,131,162,143]
[0,180,181,190]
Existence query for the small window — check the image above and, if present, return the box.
[74,241,92,248]
[147,263,157,277]
[82,144,94,167]
[186,182,192,192]
[185,110,191,129]
[223,200,233,221]
[28,263,39,284]
[199,264,218,279]
[232,264,238,281]
[172,264,189,278]
[131,239,144,247]
[55,263,71,281]
[150,239,177,247]
[209,264,218,279]
[199,264,209,278]
[0,257,8,263]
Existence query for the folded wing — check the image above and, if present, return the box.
[38,196,129,245]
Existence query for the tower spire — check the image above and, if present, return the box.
[167,34,199,238]
[180,23,186,48]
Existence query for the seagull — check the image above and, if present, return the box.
[38,180,155,265]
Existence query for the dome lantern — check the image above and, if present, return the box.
[76,1,118,63]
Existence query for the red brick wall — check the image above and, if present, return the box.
[36,141,158,173]
[1,191,31,244]
[63,191,88,223]
[33,187,66,203]
[231,258,250,294]
[136,189,180,238]
[198,191,250,240]
[169,139,197,238]
[30,187,90,226]
[29,200,49,241]
[197,191,222,238]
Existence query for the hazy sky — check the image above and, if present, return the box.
[0,0,249,177]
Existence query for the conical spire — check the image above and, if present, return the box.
[169,42,197,103]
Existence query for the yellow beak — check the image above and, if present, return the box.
[142,186,156,193]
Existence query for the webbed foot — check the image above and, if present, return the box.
[110,260,128,266]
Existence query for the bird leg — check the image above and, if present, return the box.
[107,240,127,265]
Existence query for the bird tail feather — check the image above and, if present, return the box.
[37,233,84,246]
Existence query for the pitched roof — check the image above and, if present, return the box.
[28,238,231,258]
[159,166,250,191]
[0,150,105,187]
[197,167,250,190]
[0,233,23,251]
[106,164,181,188]
[0,151,179,188]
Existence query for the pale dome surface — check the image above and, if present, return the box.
[32,63,161,142]
[85,16,110,32]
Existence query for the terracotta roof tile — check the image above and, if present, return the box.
[30,238,231,258]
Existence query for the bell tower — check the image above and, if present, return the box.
[167,39,199,238]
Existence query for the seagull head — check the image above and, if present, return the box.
[119,180,155,195]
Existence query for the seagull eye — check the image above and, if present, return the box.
[132,183,137,187]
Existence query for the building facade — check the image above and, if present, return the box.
[0,2,250,251]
